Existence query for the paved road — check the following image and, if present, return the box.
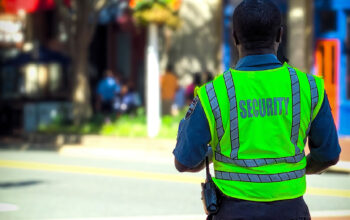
[0,149,350,220]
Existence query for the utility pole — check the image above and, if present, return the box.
[146,23,161,138]
[287,0,314,72]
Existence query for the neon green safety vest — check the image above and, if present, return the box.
[195,63,325,202]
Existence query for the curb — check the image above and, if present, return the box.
[327,161,350,174]
[58,145,350,174]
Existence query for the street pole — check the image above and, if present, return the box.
[146,23,161,138]
[287,0,313,72]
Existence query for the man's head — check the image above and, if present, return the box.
[166,64,174,73]
[232,0,282,55]
[105,69,114,78]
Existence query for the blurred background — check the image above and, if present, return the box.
[0,0,350,219]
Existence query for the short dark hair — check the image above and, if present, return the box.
[166,64,174,72]
[194,72,202,85]
[233,0,282,50]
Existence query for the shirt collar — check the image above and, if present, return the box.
[235,54,282,70]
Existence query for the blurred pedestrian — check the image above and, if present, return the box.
[161,64,178,115]
[96,70,121,122]
[203,71,214,83]
[172,86,186,115]
[120,81,141,114]
[185,72,201,104]
[112,74,123,114]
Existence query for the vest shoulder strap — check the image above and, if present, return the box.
[292,67,325,121]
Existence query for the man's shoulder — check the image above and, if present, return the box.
[194,70,232,96]
[286,63,324,83]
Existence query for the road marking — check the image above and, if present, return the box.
[0,160,203,184]
[307,187,350,199]
[311,210,350,217]
[1,159,350,198]
[59,147,173,165]
[0,203,19,212]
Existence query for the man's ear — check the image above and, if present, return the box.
[233,30,240,46]
[276,26,283,43]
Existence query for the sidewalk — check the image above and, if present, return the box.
[59,136,176,164]
[58,135,350,172]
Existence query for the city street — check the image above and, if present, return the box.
[0,148,350,220]
[1,0,350,219]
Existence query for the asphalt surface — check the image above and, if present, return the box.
[0,149,350,220]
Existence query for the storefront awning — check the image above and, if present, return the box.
[1,0,70,14]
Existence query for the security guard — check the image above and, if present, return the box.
[173,0,341,219]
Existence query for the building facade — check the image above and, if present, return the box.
[312,0,350,135]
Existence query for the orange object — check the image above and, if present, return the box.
[129,0,138,8]
[314,39,340,126]
[161,71,178,100]
[169,0,181,11]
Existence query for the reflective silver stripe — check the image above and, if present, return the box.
[215,168,305,183]
[223,71,239,159]
[206,82,224,152]
[215,151,305,167]
[288,68,301,155]
[305,75,319,137]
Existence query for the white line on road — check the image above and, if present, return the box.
[311,209,350,217]
[0,203,19,212]
[59,146,173,165]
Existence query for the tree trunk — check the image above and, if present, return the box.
[146,23,161,138]
[72,47,92,125]
[54,0,107,126]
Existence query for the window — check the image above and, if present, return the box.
[22,62,65,98]
[320,10,337,33]
[0,66,21,99]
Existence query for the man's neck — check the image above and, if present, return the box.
[239,48,277,59]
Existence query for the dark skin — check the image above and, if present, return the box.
[174,27,339,174]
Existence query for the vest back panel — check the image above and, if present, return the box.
[196,63,325,201]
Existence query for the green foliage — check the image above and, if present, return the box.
[131,1,181,29]
[38,108,187,139]
[132,0,180,11]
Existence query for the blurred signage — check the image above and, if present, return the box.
[314,39,340,125]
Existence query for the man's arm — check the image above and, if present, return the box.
[306,154,339,174]
[173,97,212,173]
[306,92,341,174]
[175,158,205,173]
[175,147,213,172]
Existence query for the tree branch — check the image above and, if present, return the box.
[54,0,71,20]
[94,0,108,11]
